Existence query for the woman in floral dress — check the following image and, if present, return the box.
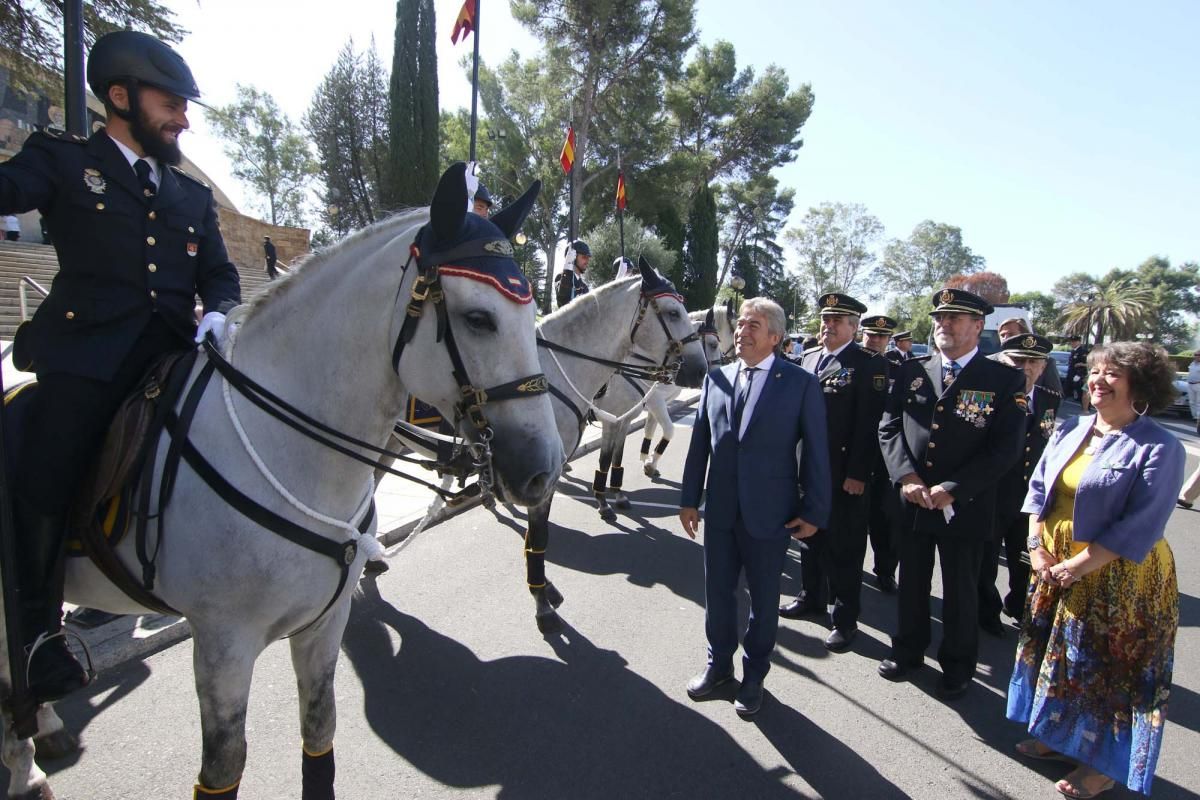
[1008,341,1185,798]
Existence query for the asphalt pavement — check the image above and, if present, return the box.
[16,397,1200,798]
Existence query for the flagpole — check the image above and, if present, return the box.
[468,0,481,162]
[568,113,576,243]
[617,149,625,263]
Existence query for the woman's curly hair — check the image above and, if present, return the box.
[1086,341,1178,415]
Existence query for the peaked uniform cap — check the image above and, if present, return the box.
[818,292,868,316]
[929,287,993,317]
[892,330,913,342]
[861,314,898,334]
[1001,333,1052,359]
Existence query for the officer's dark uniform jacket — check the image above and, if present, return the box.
[879,352,1026,536]
[885,349,908,366]
[0,129,241,381]
[554,267,588,309]
[996,385,1061,518]
[801,341,888,487]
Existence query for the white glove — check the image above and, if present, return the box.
[465,161,480,211]
[195,311,227,345]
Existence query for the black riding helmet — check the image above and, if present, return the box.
[571,240,591,257]
[87,30,202,104]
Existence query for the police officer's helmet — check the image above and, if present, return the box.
[571,240,591,257]
[475,184,494,206]
[87,31,202,104]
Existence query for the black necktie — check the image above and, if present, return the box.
[732,367,759,436]
[943,360,960,387]
[816,352,834,373]
[134,159,156,199]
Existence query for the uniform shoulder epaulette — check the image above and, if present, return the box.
[169,164,211,190]
[913,354,933,363]
[1044,387,1063,398]
[37,127,87,144]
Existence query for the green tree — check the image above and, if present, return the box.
[730,244,760,299]
[887,294,934,345]
[304,39,389,236]
[2,0,185,90]
[784,202,884,303]
[717,175,794,288]
[1009,290,1059,333]
[580,214,675,285]
[206,84,315,227]
[683,184,718,308]
[384,0,439,208]
[513,0,697,237]
[1105,257,1200,351]
[652,203,687,290]
[1058,277,1153,344]
[876,220,985,298]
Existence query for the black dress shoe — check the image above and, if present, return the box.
[734,680,764,716]
[876,574,898,594]
[1177,498,1193,509]
[824,627,858,652]
[27,637,90,704]
[686,666,734,699]
[878,658,916,681]
[980,617,1006,638]
[778,598,822,619]
[936,676,972,700]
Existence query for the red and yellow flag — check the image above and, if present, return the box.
[450,0,476,45]
[559,126,575,174]
[615,171,627,210]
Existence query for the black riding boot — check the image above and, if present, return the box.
[13,500,90,703]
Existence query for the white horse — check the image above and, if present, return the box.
[0,163,561,799]
[587,301,736,520]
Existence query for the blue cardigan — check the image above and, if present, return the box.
[1022,413,1185,562]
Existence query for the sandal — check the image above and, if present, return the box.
[1056,767,1115,799]
[1015,738,1072,763]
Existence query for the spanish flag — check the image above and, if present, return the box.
[615,171,627,210]
[559,126,575,174]
[450,0,476,45]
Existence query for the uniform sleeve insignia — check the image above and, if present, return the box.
[873,374,886,392]
[1014,392,1029,412]
[910,376,924,391]
[83,168,106,195]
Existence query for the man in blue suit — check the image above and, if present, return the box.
[680,297,831,717]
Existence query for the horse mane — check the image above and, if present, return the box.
[539,275,640,325]
[241,208,428,317]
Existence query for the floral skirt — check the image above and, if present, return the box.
[1006,517,1178,795]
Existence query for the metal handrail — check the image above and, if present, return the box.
[18,276,48,322]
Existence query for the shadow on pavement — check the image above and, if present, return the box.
[344,579,910,798]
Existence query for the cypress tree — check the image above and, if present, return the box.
[385,0,440,208]
[683,185,718,309]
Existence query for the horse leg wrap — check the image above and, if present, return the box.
[592,470,608,495]
[639,437,652,458]
[655,437,670,456]
[193,781,239,799]
[302,746,336,800]
[610,466,625,491]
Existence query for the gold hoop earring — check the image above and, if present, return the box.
[1132,400,1149,417]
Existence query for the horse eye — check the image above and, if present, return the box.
[669,310,680,320]
[463,310,496,332]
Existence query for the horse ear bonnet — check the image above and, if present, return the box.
[490,179,541,240]
[699,307,717,335]
[418,162,534,304]
[637,255,683,303]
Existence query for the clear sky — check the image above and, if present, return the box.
[169,0,1199,296]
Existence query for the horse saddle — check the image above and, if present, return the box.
[3,351,196,611]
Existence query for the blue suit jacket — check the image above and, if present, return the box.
[681,357,831,537]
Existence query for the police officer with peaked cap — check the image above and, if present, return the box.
[779,293,888,652]
[859,312,902,592]
[876,288,1025,699]
[889,330,915,364]
[979,332,1060,633]
[554,239,591,308]
[860,313,896,357]
[0,30,240,702]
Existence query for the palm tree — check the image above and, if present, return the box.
[1058,277,1153,344]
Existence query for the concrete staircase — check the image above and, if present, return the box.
[0,240,278,341]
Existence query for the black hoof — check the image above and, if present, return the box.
[536,611,562,634]
[14,784,55,800]
[545,582,565,608]
[599,506,617,522]
[34,728,80,760]
[613,495,631,510]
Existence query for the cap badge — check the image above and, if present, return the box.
[83,168,106,195]
[875,317,887,328]
[1023,335,1036,348]
[824,295,838,307]
[940,289,954,304]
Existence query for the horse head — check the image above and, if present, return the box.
[633,256,708,388]
[397,163,562,505]
[697,307,723,368]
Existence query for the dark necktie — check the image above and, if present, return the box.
[732,367,759,436]
[134,159,156,199]
[816,352,834,373]
[943,360,960,387]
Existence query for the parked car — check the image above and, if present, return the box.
[910,343,929,357]
[1172,373,1191,416]
[1048,351,1070,381]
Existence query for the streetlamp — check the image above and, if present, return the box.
[730,275,745,307]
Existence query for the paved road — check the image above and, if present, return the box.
[25,402,1200,799]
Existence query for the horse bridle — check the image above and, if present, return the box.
[390,233,551,498]
[626,292,701,382]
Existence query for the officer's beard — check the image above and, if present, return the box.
[127,89,183,166]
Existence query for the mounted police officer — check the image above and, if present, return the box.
[779,293,887,652]
[554,239,590,309]
[0,30,240,702]
[471,183,493,217]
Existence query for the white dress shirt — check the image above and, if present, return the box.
[108,133,160,188]
[734,352,775,439]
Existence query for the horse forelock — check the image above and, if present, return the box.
[241,208,430,318]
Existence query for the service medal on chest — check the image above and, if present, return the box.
[910,376,924,392]
[83,168,106,194]
[1040,409,1055,438]
[954,389,995,428]
[186,242,198,257]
